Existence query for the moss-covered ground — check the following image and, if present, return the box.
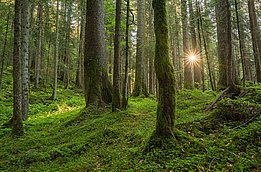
[0,72,260,171]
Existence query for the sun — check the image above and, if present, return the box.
[189,55,196,62]
[184,50,201,68]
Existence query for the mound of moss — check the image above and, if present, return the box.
[214,98,261,122]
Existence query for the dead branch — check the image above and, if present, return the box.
[205,87,230,111]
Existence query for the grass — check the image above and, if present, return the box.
[0,72,260,171]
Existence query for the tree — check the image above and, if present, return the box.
[153,0,176,138]
[76,0,86,88]
[189,0,201,88]
[216,0,232,89]
[112,0,122,111]
[248,0,261,82]
[51,0,59,100]
[34,4,43,89]
[0,6,11,93]
[84,0,112,106]
[122,0,130,109]
[132,0,149,97]
[181,0,193,89]
[12,0,23,136]
[21,0,30,120]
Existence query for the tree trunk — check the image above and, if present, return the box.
[181,0,193,89]
[0,7,11,93]
[12,0,23,136]
[248,0,261,82]
[64,2,72,89]
[132,0,149,97]
[189,0,201,88]
[196,0,205,91]
[112,0,122,111]
[216,0,234,89]
[153,0,176,138]
[122,0,130,109]
[84,0,112,106]
[234,0,246,86]
[35,4,43,89]
[198,1,214,90]
[51,0,59,100]
[21,0,30,120]
[76,0,86,88]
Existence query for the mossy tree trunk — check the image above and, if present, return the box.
[132,0,149,97]
[153,0,176,138]
[12,0,23,136]
[84,0,112,107]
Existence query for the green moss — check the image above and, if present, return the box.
[0,72,259,171]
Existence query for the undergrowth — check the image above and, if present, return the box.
[0,72,260,171]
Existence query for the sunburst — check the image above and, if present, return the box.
[184,49,201,69]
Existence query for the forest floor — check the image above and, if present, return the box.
[0,72,260,171]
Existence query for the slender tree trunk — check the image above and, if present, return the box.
[122,0,130,109]
[51,0,59,100]
[12,0,23,136]
[84,0,112,106]
[234,0,246,87]
[197,2,214,90]
[189,0,201,88]
[21,0,30,120]
[132,0,149,97]
[112,0,122,111]
[64,3,72,89]
[153,0,176,138]
[35,4,43,89]
[76,0,86,88]
[0,8,11,93]
[196,0,205,91]
[148,0,155,94]
[181,0,193,89]
[174,7,182,90]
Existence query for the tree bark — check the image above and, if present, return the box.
[76,0,86,88]
[34,4,43,89]
[181,0,193,89]
[189,0,201,88]
[64,2,72,89]
[0,7,11,93]
[248,0,261,82]
[12,0,23,136]
[84,0,112,106]
[132,0,149,97]
[112,0,122,111]
[51,0,59,100]
[122,0,130,109]
[197,1,214,90]
[21,0,30,120]
[153,0,176,138]
[216,0,234,89]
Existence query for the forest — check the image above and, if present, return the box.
[0,0,260,171]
